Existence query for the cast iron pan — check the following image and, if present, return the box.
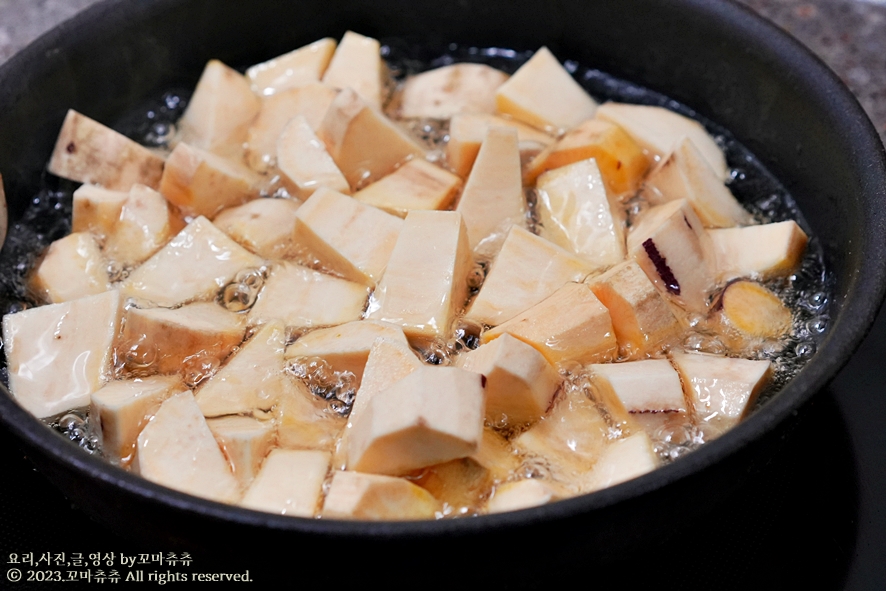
[0,0,884,586]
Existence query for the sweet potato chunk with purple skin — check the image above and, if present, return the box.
[588,259,680,358]
[48,110,165,191]
[627,199,716,315]
[322,471,439,520]
[525,118,648,194]
[348,365,485,476]
[457,333,560,427]
[482,282,617,366]
[591,359,686,413]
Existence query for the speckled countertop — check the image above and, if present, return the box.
[741,0,886,143]
[0,0,97,61]
[1,0,885,145]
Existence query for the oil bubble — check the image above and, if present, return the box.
[794,341,816,358]
[58,413,84,432]
[120,336,158,376]
[222,267,265,312]
[182,353,220,388]
[329,399,349,416]
[222,283,254,312]
[466,262,486,291]
[287,357,357,415]
[520,457,553,480]
[807,317,828,334]
[419,339,454,365]
[804,291,828,310]
[50,410,98,454]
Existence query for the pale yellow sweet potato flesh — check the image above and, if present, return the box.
[8,37,816,522]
